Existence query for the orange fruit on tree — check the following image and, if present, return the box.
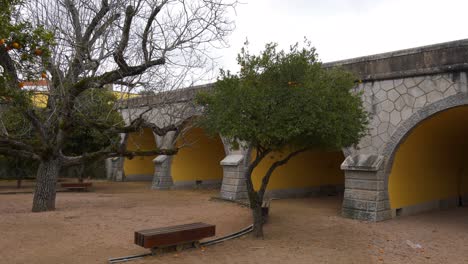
[41,72,47,79]
[34,48,43,56]
[12,42,20,49]
[0,39,5,45]
[18,82,25,88]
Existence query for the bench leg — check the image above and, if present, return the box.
[192,241,201,249]
[151,247,163,256]
[176,244,184,252]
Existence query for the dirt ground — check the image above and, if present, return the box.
[1,181,468,264]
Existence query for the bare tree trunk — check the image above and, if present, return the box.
[32,158,61,212]
[252,200,264,238]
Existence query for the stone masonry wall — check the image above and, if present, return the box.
[353,72,467,156]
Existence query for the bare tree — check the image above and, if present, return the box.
[0,0,236,212]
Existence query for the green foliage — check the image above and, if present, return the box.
[197,41,368,153]
[0,0,53,89]
[0,155,38,179]
[63,89,123,156]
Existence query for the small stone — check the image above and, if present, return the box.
[375,89,387,103]
[380,80,394,91]
[401,107,413,120]
[381,100,395,113]
[378,111,390,123]
[387,89,400,102]
[408,87,425,98]
[395,84,407,95]
[443,85,457,97]
[390,110,401,126]
[394,97,405,111]
[427,90,443,104]
[414,95,427,109]
[420,79,438,93]
[435,77,453,93]
[377,122,390,134]
[403,77,418,88]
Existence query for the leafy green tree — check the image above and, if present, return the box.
[197,42,368,237]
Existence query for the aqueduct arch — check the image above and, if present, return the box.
[336,40,468,221]
[111,39,468,221]
[384,97,468,215]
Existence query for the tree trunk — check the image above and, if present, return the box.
[32,158,61,212]
[252,200,264,238]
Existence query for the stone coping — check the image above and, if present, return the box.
[323,39,468,81]
[220,154,244,166]
[341,154,384,171]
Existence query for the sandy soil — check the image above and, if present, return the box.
[1,182,468,264]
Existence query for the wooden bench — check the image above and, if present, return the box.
[135,222,216,254]
[60,182,92,191]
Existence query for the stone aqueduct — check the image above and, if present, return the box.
[108,39,468,221]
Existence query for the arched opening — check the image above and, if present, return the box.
[251,149,345,198]
[171,127,226,188]
[388,106,468,215]
[123,128,157,181]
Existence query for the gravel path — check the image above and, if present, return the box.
[1,181,467,264]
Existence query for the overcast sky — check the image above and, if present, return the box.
[213,0,468,74]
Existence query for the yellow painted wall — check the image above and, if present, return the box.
[31,91,138,108]
[123,128,157,176]
[251,149,345,191]
[171,127,225,182]
[389,106,468,209]
[32,93,48,108]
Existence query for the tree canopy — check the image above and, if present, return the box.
[197,41,368,237]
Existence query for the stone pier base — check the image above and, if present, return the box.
[341,154,392,222]
[219,154,248,200]
[151,155,174,189]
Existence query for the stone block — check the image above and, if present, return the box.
[394,96,406,111]
[401,107,413,120]
[221,177,246,186]
[381,100,395,113]
[427,90,443,103]
[342,207,392,222]
[221,183,247,193]
[222,165,245,174]
[414,95,427,108]
[390,110,401,126]
[378,111,390,123]
[342,199,389,211]
[344,170,383,180]
[408,86,425,98]
[344,179,385,191]
[220,190,248,200]
[380,80,394,91]
[344,189,388,201]
[387,89,400,102]
[341,208,377,221]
